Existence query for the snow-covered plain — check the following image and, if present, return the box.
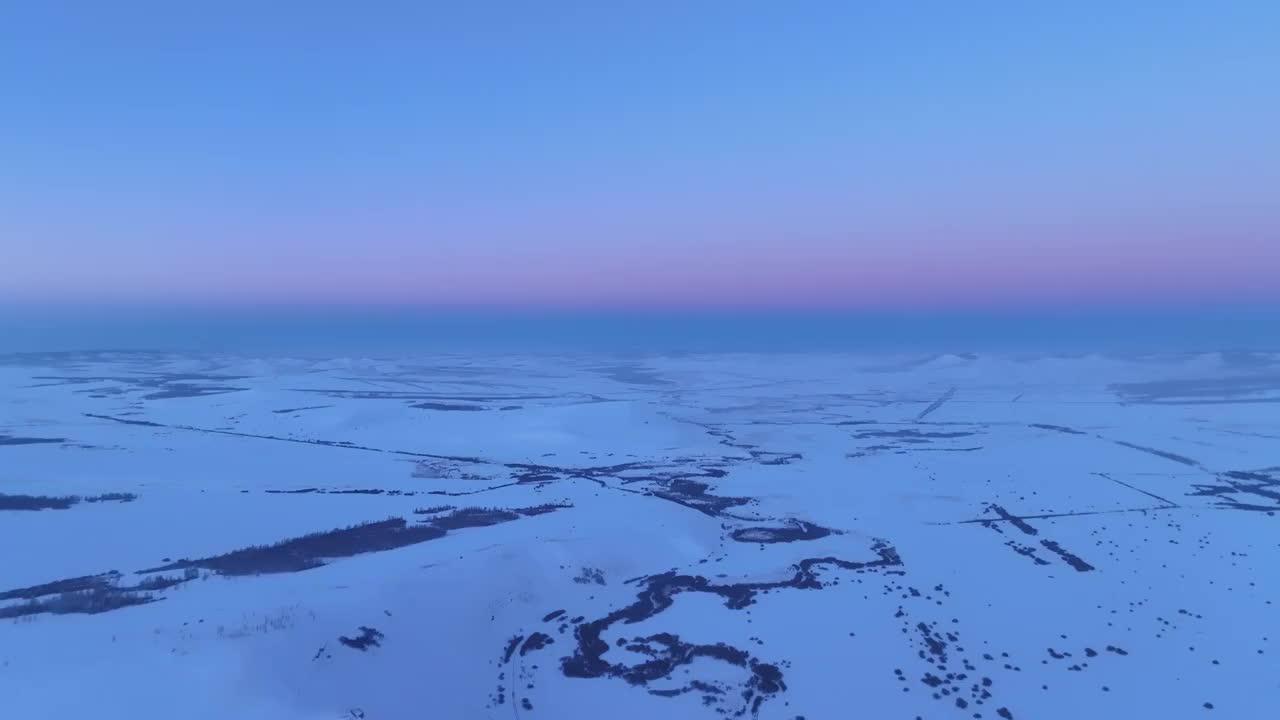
[1,350,1277,719]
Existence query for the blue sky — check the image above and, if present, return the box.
[2,1,1277,309]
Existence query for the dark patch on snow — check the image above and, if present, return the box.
[142,384,246,400]
[977,505,1095,571]
[502,635,524,663]
[748,450,804,465]
[730,521,834,544]
[986,505,1039,536]
[430,504,572,531]
[410,402,486,411]
[271,405,332,414]
[520,632,554,655]
[266,487,419,497]
[1111,440,1202,468]
[0,492,137,511]
[854,429,976,440]
[288,389,555,402]
[1029,423,1087,435]
[1003,540,1051,566]
[0,588,158,619]
[1189,470,1280,512]
[0,493,79,511]
[339,626,384,651]
[0,434,64,447]
[1039,540,1095,572]
[519,503,568,516]
[1,573,126,601]
[650,478,753,519]
[506,541,901,716]
[428,507,521,530]
[0,571,186,619]
[142,505,570,576]
[143,518,448,575]
[691,424,803,468]
[573,568,606,585]
[917,387,957,420]
[84,492,138,504]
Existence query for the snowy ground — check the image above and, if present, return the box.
[1,350,1277,719]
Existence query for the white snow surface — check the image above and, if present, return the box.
[1,350,1278,719]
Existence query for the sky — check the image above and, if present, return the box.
[2,1,1278,312]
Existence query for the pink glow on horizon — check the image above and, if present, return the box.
[4,193,1276,310]
[8,230,1275,310]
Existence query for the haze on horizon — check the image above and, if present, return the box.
[2,1,1278,313]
